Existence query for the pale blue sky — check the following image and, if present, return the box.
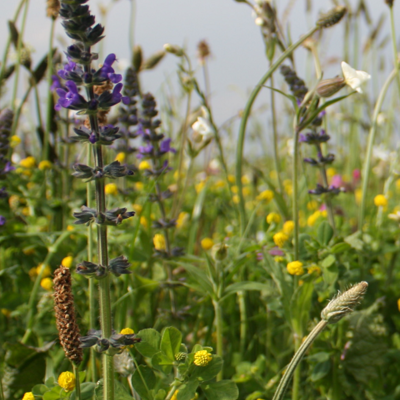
[0,0,397,123]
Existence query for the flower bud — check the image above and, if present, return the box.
[316,77,346,98]
[211,243,228,261]
[163,44,184,56]
[316,6,347,28]
[142,50,166,71]
[132,45,143,71]
[385,0,394,7]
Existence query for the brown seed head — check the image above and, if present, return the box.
[321,281,368,324]
[46,0,60,19]
[197,40,211,64]
[316,6,347,29]
[53,266,83,365]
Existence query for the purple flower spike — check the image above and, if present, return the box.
[4,162,15,173]
[51,75,62,91]
[137,144,154,159]
[98,54,122,83]
[160,138,176,154]
[89,132,97,144]
[58,59,77,79]
[55,80,87,111]
[269,248,284,256]
[0,215,6,226]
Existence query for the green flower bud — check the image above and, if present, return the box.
[316,6,347,29]
[316,77,346,98]
[211,243,228,261]
[163,44,184,56]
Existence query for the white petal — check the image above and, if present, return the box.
[341,61,371,92]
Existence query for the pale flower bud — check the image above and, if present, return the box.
[163,44,184,56]
[316,77,346,98]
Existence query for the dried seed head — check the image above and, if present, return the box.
[46,0,60,19]
[385,0,394,7]
[53,266,83,365]
[197,40,211,64]
[321,281,368,324]
[316,6,347,29]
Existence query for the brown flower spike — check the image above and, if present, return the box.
[53,266,83,365]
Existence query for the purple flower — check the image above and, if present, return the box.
[55,80,88,111]
[269,248,284,256]
[3,162,14,173]
[256,252,264,261]
[0,215,5,226]
[160,138,176,154]
[137,144,154,159]
[58,59,78,79]
[97,54,122,84]
[330,175,343,188]
[51,75,62,91]
[98,83,130,109]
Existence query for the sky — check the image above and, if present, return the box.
[0,0,398,125]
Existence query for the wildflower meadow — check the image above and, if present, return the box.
[1,0,400,399]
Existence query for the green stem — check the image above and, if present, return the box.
[10,0,30,111]
[272,320,328,400]
[22,230,71,344]
[389,6,400,93]
[236,26,319,233]
[359,68,397,229]
[73,364,81,400]
[213,299,223,381]
[291,335,301,400]
[44,17,56,161]
[292,127,300,260]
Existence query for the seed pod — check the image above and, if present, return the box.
[316,77,346,98]
[316,6,347,28]
[53,266,83,365]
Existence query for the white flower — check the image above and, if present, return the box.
[341,61,371,93]
[192,117,213,140]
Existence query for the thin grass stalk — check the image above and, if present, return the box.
[44,18,56,161]
[235,26,319,234]
[292,126,300,260]
[10,0,30,111]
[291,334,301,400]
[213,299,223,381]
[73,364,81,400]
[359,68,397,229]
[272,320,328,400]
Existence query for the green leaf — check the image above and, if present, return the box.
[191,355,223,381]
[70,383,96,400]
[290,281,314,336]
[175,262,214,297]
[223,281,273,297]
[131,366,156,400]
[160,327,182,361]
[95,379,134,400]
[32,384,49,396]
[344,231,364,251]
[177,379,199,400]
[43,386,65,400]
[299,233,312,259]
[310,360,331,381]
[154,389,166,400]
[322,264,338,286]
[317,221,334,246]
[320,254,336,268]
[330,242,350,254]
[203,380,239,400]
[135,329,161,358]
[152,351,174,374]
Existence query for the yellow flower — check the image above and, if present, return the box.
[120,327,134,335]
[115,152,126,163]
[326,168,336,178]
[269,170,277,180]
[135,182,144,191]
[283,220,295,235]
[307,200,319,211]
[273,232,288,248]
[266,212,281,224]
[274,256,285,263]
[20,156,36,168]
[308,264,321,275]
[66,225,74,231]
[22,392,35,400]
[228,174,235,183]
[195,181,206,193]
[355,188,362,205]
[61,256,73,269]
[10,135,21,147]
[153,234,166,251]
[284,184,293,196]
[140,216,148,228]
[287,261,304,276]
[396,179,400,192]
[36,264,51,278]
[38,160,52,170]
[40,277,53,291]
[374,194,387,207]
[176,211,189,229]
[58,371,76,392]
[171,390,179,400]
[8,195,20,209]
[241,175,251,184]
[231,185,239,194]
[232,195,240,204]
[105,183,118,195]
[1,308,11,318]
[201,237,214,250]
[256,190,273,202]
[139,160,151,170]
[194,350,212,366]
[213,179,225,189]
[243,187,251,196]
[307,211,322,227]
[22,207,30,216]
[398,299,400,312]
[133,204,143,214]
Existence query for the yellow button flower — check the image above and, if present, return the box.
[153,234,166,251]
[241,175,251,184]
[274,256,285,263]
[256,190,273,202]
[105,183,118,195]
[308,264,321,275]
[22,392,35,400]
[374,194,387,207]
[195,181,206,193]
[132,204,143,214]
[201,237,214,250]
[176,211,189,229]
[10,135,21,147]
[243,187,251,196]
[120,327,134,335]
[232,195,240,204]
[138,160,151,170]
[115,152,126,163]
[140,216,148,228]
[40,277,53,291]
[307,200,319,211]
[58,371,76,392]
[36,264,51,278]
[38,160,52,170]
[227,174,235,183]
[61,256,73,269]
[194,350,212,366]
[273,232,288,248]
[287,261,304,276]
[135,182,144,191]
[307,211,321,227]
[283,220,295,235]
[266,212,281,224]
[20,156,36,168]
